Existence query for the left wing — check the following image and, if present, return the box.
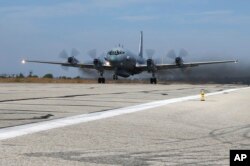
[136,60,237,71]
[22,60,113,70]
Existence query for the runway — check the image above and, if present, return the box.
[0,83,249,165]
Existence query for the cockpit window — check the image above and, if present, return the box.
[108,50,125,55]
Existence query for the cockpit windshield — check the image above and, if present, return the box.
[108,50,125,55]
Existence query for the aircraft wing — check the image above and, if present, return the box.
[22,60,113,70]
[136,60,238,70]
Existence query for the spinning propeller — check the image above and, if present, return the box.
[167,49,189,66]
[59,48,80,70]
[167,49,191,73]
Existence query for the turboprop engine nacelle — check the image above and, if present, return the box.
[93,58,103,69]
[175,57,183,66]
[67,56,79,64]
[147,59,156,72]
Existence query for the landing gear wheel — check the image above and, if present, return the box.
[154,78,157,84]
[150,78,157,84]
[113,75,118,80]
[102,78,105,83]
[98,77,105,84]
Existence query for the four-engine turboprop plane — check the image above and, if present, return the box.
[22,31,237,84]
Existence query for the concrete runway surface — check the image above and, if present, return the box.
[0,83,249,165]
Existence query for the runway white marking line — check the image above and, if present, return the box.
[0,87,248,140]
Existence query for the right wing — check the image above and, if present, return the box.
[156,60,238,70]
[136,60,237,71]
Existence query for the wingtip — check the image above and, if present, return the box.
[235,60,238,63]
[21,59,26,64]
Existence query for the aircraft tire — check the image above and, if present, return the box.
[150,78,157,84]
[154,78,157,84]
[150,78,153,84]
[98,78,101,83]
[98,78,105,83]
[102,78,106,83]
[113,75,118,80]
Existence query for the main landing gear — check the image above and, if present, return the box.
[150,73,157,84]
[113,74,118,80]
[98,77,105,83]
[150,78,157,84]
[98,72,105,84]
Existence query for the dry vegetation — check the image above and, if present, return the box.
[0,77,96,84]
[0,77,247,85]
[0,77,150,84]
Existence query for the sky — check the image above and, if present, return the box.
[0,0,250,77]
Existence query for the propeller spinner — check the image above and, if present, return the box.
[59,48,79,65]
[167,49,188,66]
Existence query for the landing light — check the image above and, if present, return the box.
[21,60,26,64]
[105,61,110,66]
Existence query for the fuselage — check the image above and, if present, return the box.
[105,47,145,77]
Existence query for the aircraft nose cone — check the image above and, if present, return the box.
[108,55,118,62]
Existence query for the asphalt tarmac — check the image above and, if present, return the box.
[0,83,249,165]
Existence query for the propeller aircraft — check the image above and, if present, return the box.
[22,31,237,84]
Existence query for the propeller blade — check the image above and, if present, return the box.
[146,49,155,59]
[154,57,162,64]
[71,48,80,57]
[179,49,188,57]
[59,50,68,59]
[167,49,177,59]
[79,68,98,78]
[87,49,97,59]
[99,51,107,59]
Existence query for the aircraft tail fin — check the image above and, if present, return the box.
[138,31,143,57]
